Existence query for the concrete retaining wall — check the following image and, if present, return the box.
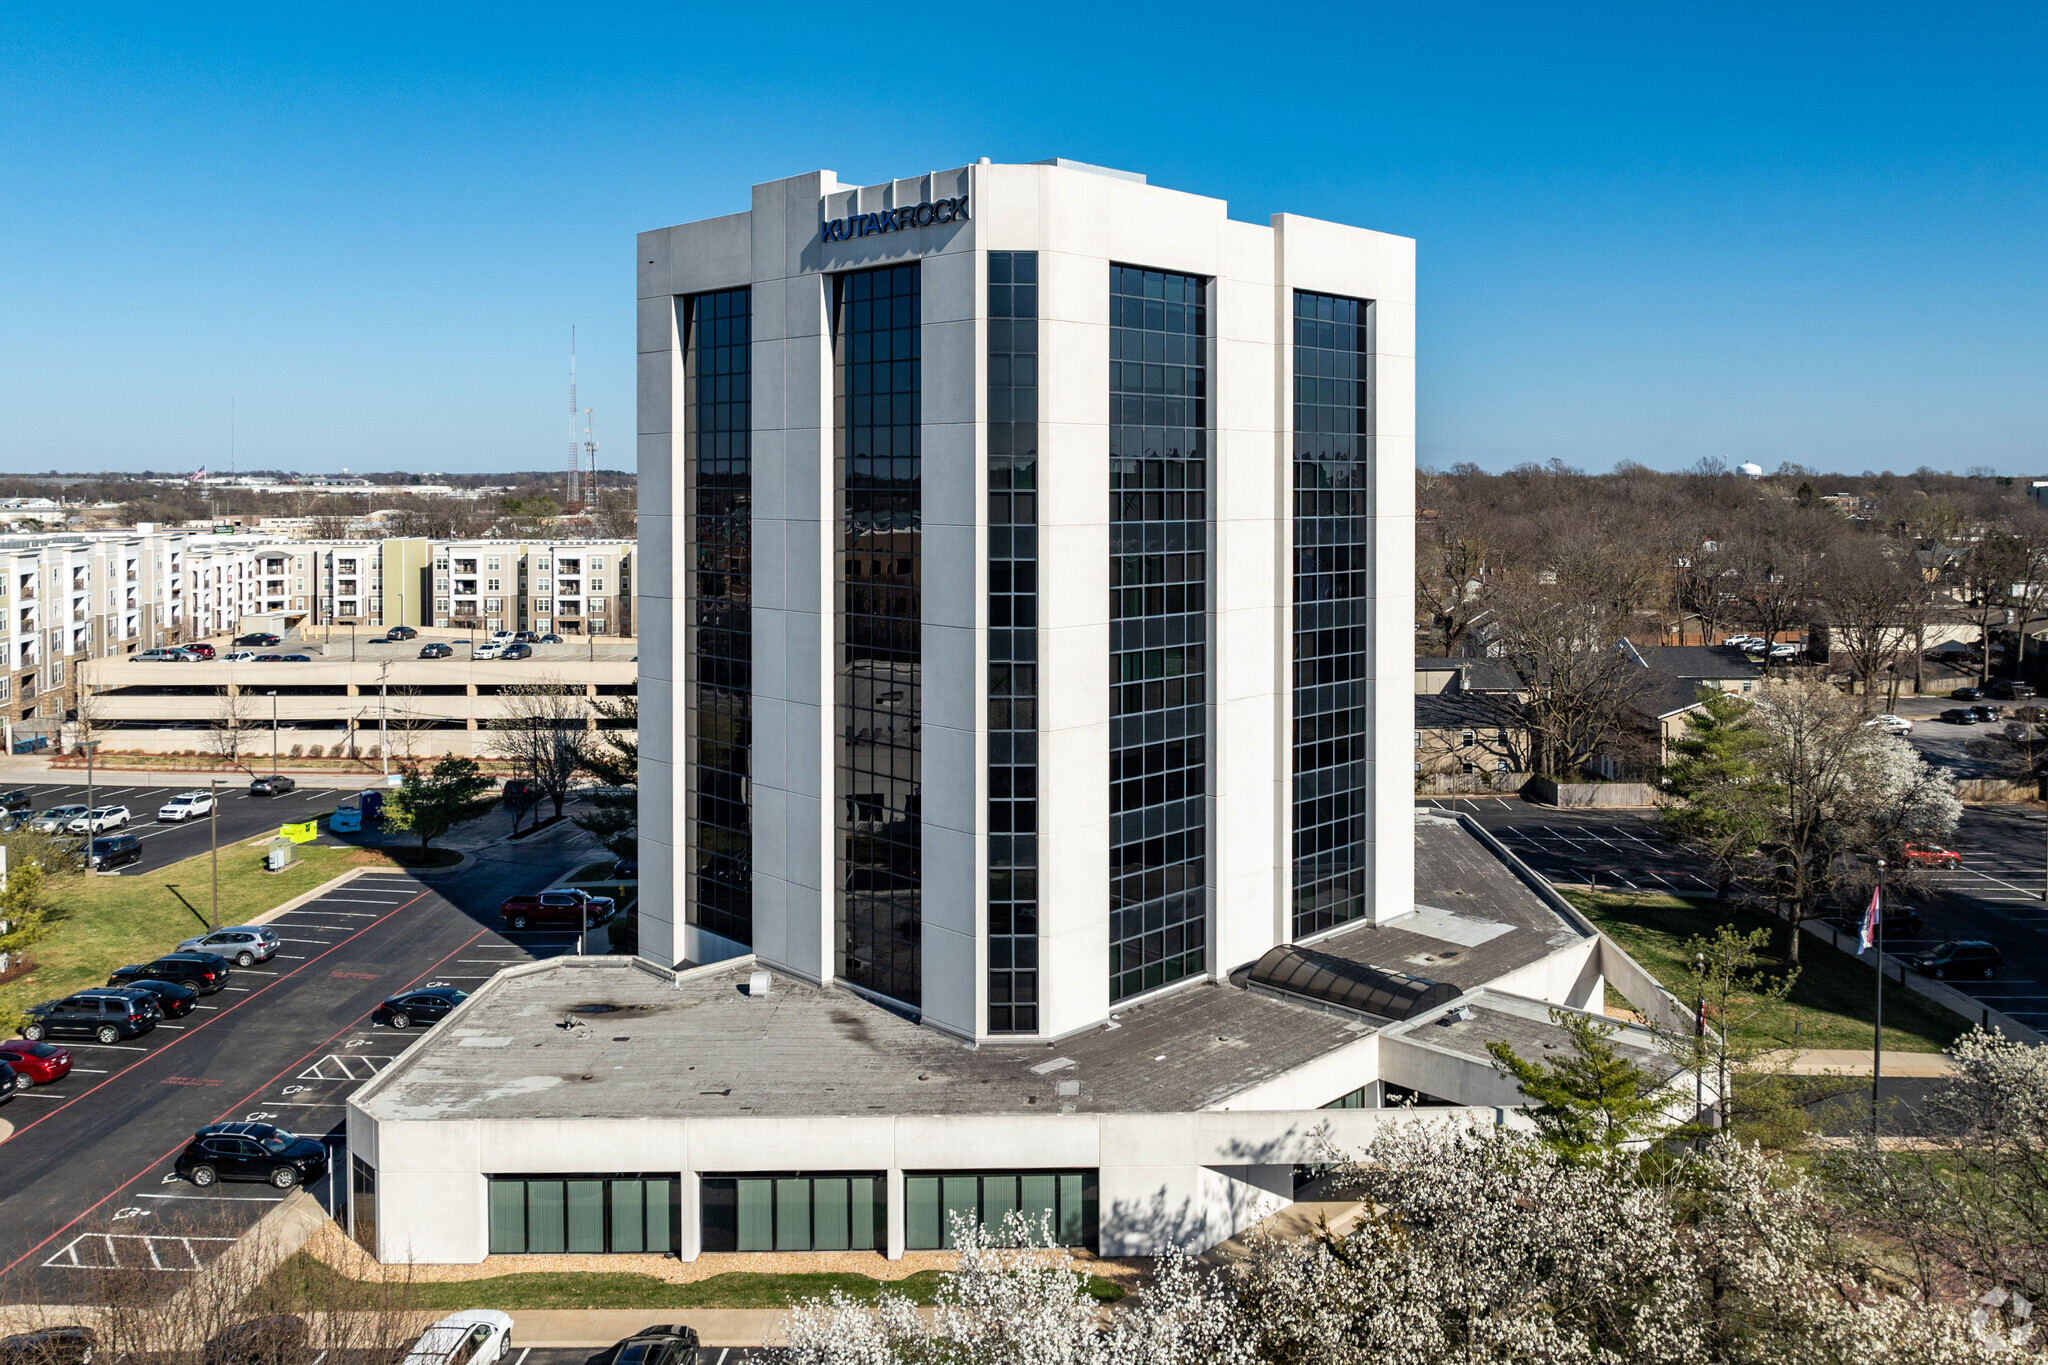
[1523,775,1656,808]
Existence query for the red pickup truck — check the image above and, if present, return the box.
[499,889,617,931]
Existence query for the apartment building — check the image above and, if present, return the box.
[431,539,635,636]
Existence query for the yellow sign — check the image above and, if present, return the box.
[281,820,319,844]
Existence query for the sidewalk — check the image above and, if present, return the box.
[1784,1048,1956,1077]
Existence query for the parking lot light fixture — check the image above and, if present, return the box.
[269,691,278,777]
[210,777,220,932]
[78,739,100,850]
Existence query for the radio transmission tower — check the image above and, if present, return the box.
[567,329,583,510]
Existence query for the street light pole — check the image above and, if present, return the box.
[80,740,100,853]
[269,691,278,777]
[1873,858,1886,1136]
[379,661,389,778]
[209,777,219,931]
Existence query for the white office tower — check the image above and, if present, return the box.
[637,159,1416,1041]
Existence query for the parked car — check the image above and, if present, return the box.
[175,1122,330,1190]
[1911,940,2004,980]
[159,790,216,821]
[2014,704,2048,724]
[373,987,468,1030]
[0,810,27,833]
[202,1315,309,1365]
[472,641,504,660]
[613,857,638,879]
[499,889,616,930]
[502,777,541,807]
[1951,686,1984,701]
[383,625,418,642]
[31,805,87,833]
[222,650,257,662]
[67,806,130,834]
[86,834,143,871]
[133,647,198,662]
[1827,904,1926,939]
[235,632,282,647]
[278,653,313,662]
[1971,704,2006,723]
[419,642,454,659]
[1939,708,1978,725]
[0,790,31,813]
[1864,713,1913,734]
[1989,678,2037,700]
[489,629,514,642]
[500,642,532,660]
[512,630,540,644]
[20,992,158,1044]
[253,654,286,663]
[1768,643,1800,660]
[250,775,298,796]
[0,1327,97,1365]
[108,952,231,995]
[0,1059,15,1102]
[0,1038,73,1088]
[184,643,217,660]
[1900,843,1963,869]
[175,926,280,966]
[539,633,563,644]
[612,1325,701,1365]
[400,1312,514,1365]
[1722,635,1762,650]
[112,979,199,1019]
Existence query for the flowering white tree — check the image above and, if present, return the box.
[778,1212,1250,1365]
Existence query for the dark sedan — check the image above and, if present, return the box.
[613,1325,700,1365]
[1951,686,1983,701]
[1939,708,1978,725]
[176,1123,329,1190]
[383,625,418,641]
[419,642,454,659]
[0,790,31,814]
[108,952,231,995]
[235,632,282,648]
[114,978,200,1019]
[372,987,467,1030]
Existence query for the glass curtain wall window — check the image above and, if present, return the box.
[486,1174,677,1255]
[685,288,754,946]
[1107,266,1209,1003]
[987,251,1039,1034]
[834,263,923,1008]
[1290,291,1373,939]
[699,1172,887,1253]
[902,1169,1098,1251]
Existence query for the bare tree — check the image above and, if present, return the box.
[487,677,594,821]
[1726,509,1839,670]
[1819,535,1922,711]
[205,687,250,767]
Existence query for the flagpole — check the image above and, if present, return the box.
[1872,858,1885,1135]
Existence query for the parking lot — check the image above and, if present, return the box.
[1424,797,2048,1035]
[3,779,385,877]
[0,828,596,1300]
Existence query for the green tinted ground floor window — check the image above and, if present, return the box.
[903,1170,1097,1251]
[700,1173,886,1253]
[487,1174,677,1254]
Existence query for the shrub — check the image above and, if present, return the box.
[305,744,325,759]
[288,743,304,759]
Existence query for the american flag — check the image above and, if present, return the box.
[1858,883,1882,955]
[188,466,207,482]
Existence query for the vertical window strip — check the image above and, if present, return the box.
[835,263,923,1009]
[1290,291,1372,939]
[1107,266,1209,1003]
[987,252,1039,1034]
[686,288,754,946]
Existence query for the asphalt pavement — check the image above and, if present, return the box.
[0,822,598,1300]
[4,779,367,875]
[1422,796,2048,1035]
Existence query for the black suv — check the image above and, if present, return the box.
[372,987,467,1030]
[250,775,297,796]
[116,979,199,1019]
[1989,678,2037,700]
[87,834,142,871]
[202,1315,309,1365]
[108,952,230,995]
[1912,940,2004,980]
[21,992,157,1044]
[176,1123,329,1190]
[613,1325,701,1365]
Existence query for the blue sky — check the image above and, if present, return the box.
[1,3,2042,475]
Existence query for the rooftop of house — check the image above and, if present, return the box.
[1416,691,1527,731]
[1415,657,1520,693]
[1628,644,1762,680]
[351,813,1599,1127]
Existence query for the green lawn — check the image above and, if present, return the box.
[274,1254,1123,1310]
[1,840,358,1016]
[1565,890,1966,1053]
[566,859,631,884]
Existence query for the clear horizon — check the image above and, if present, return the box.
[1,3,2043,476]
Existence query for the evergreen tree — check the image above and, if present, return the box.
[1488,1007,1672,1161]
[382,756,497,854]
[1659,687,1778,899]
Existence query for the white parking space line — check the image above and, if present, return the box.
[62,1043,150,1052]
[69,1067,108,1073]
[137,1192,283,1202]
